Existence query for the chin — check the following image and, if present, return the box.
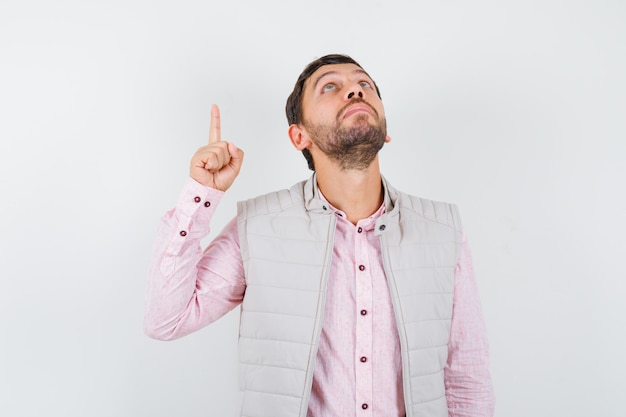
[343,115,375,130]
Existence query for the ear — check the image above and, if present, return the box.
[288,124,312,151]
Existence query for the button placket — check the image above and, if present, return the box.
[354,219,373,417]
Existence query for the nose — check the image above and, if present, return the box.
[347,81,365,100]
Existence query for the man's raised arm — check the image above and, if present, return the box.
[144,105,246,340]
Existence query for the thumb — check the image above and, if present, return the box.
[228,142,244,169]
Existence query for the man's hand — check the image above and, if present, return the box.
[190,104,244,191]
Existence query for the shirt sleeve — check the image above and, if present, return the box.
[445,232,496,417]
[144,178,246,341]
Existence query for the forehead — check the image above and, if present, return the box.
[304,63,371,92]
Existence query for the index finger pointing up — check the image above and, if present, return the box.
[209,104,221,143]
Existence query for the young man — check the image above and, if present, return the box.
[145,54,495,417]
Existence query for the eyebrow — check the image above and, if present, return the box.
[312,69,369,91]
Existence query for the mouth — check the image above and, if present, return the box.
[339,100,378,120]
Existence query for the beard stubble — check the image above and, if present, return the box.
[304,111,387,171]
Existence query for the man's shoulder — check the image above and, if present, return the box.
[384,178,463,232]
[237,179,310,218]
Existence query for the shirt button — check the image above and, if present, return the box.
[179,230,187,237]
[359,265,365,271]
[379,224,386,231]
[360,309,367,316]
[204,201,211,207]
[357,227,363,233]
[360,356,367,363]
[362,403,368,410]
[194,196,201,203]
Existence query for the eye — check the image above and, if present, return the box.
[359,81,372,89]
[322,83,336,93]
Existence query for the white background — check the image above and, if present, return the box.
[1,0,625,416]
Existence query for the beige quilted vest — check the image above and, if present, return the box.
[237,175,462,417]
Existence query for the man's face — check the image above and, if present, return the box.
[299,63,389,170]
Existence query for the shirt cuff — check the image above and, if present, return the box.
[176,177,224,220]
[167,178,224,249]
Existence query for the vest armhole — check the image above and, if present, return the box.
[236,200,250,267]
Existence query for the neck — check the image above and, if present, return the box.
[314,158,384,224]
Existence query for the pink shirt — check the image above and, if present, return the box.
[145,178,495,417]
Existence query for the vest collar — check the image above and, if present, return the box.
[376,175,400,236]
[302,173,401,232]
[302,174,329,214]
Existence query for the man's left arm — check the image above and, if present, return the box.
[445,233,496,417]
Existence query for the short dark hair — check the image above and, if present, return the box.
[285,54,382,170]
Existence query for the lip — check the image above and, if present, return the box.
[341,103,375,119]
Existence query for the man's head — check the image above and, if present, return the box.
[286,54,388,171]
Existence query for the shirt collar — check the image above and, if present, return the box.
[314,179,387,226]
